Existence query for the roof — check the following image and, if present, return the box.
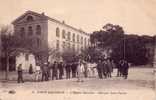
[12,10,90,36]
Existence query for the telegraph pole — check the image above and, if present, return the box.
[123,35,126,60]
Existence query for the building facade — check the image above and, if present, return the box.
[12,11,90,63]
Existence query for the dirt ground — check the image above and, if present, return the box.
[0,67,155,100]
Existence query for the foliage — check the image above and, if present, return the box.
[0,25,31,80]
[90,23,154,65]
[61,49,79,63]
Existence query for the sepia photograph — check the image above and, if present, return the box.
[0,0,156,100]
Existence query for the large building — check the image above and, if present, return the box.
[12,10,90,63]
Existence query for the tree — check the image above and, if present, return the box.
[91,23,124,48]
[32,47,59,65]
[90,23,154,65]
[61,49,79,63]
[0,25,30,80]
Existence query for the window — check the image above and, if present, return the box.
[28,26,33,36]
[62,30,66,39]
[25,54,29,61]
[77,34,79,43]
[56,27,60,37]
[68,42,70,49]
[20,27,25,37]
[88,39,90,45]
[72,44,75,51]
[26,16,34,22]
[63,41,65,50]
[56,40,60,50]
[72,33,75,42]
[67,32,71,40]
[81,36,83,44]
[36,25,41,35]
[84,38,87,48]
[36,38,41,47]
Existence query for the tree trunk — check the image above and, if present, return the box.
[5,52,9,80]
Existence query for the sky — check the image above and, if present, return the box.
[0,0,156,36]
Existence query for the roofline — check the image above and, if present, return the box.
[12,10,90,36]
[45,16,89,36]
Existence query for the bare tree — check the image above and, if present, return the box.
[0,25,29,80]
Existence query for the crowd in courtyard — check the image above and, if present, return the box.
[17,58,129,83]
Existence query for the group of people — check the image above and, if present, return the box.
[96,59,129,79]
[17,59,130,83]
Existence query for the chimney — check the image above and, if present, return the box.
[62,20,65,24]
[41,12,45,16]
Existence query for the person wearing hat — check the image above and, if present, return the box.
[77,60,85,82]
[107,59,113,78]
[17,64,24,83]
[102,60,108,78]
[122,60,129,79]
[97,59,103,79]
[52,61,58,80]
[41,62,49,81]
[58,62,64,79]
[65,63,71,79]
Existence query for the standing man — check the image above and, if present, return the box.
[102,60,107,78]
[35,65,41,82]
[77,60,85,82]
[71,62,77,78]
[97,59,103,79]
[65,63,71,79]
[122,60,129,79]
[41,62,49,81]
[84,62,88,78]
[52,61,58,80]
[107,59,113,78]
[17,64,24,83]
[117,60,123,77]
[58,62,64,79]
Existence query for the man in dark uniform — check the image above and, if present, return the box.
[84,62,88,78]
[122,60,129,79]
[17,64,24,83]
[97,59,103,79]
[41,63,49,81]
[116,60,121,77]
[102,60,107,78]
[58,62,64,79]
[65,63,71,79]
[52,61,58,80]
[71,62,77,78]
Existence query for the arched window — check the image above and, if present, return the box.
[62,30,65,39]
[84,38,87,48]
[36,25,41,35]
[88,39,90,45]
[72,33,75,42]
[62,41,66,50]
[20,27,25,37]
[36,38,41,47]
[26,16,34,22]
[67,32,71,40]
[81,36,83,44]
[56,27,60,37]
[77,34,79,43]
[28,26,33,36]
[56,40,60,50]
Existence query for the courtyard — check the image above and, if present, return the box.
[0,66,155,100]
